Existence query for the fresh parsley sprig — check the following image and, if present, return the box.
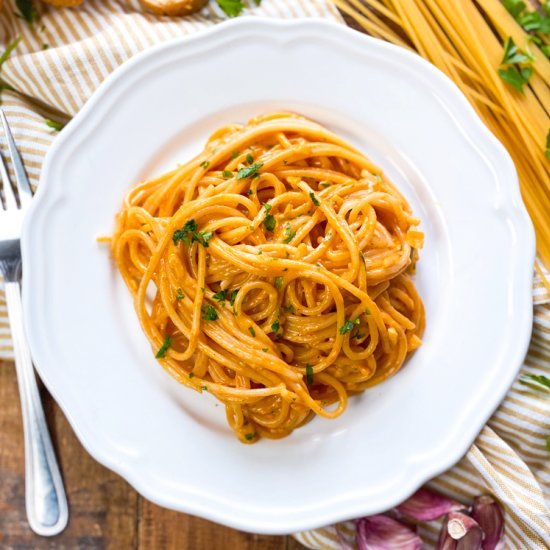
[498,37,533,92]
[173,219,213,247]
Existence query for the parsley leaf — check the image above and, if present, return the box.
[320,181,331,188]
[176,288,185,300]
[155,336,172,359]
[213,289,227,303]
[502,0,526,19]
[309,192,320,206]
[274,276,284,289]
[237,162,263,179]
[231,150,239,159]
[271,320,280,332]
[229,289,239,307]
[200,160,210,169]
[283,223,296,244]
[173,219,213,247]
[45,119,63,132]
[498,66,532,92]
[306,364,314,385]
[501,37,531,65]
[520,373,550,391]
[264,214,276,232]
[248,326,256,337]
[222,170,233,178]
[244,432,256,441]
[16,0,38,25]
[202,304,218,321]
[217,0,245,17]
[246,153,254,164]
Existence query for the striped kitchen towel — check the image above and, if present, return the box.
[0,1,549,547]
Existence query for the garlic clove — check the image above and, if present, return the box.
[397,488,468,522]
[356,514,423,549]
[472,495,505,550]
[437,512,484,550]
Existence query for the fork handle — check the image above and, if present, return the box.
[5,281,68,536]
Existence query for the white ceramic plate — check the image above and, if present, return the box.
[22,18,535,534]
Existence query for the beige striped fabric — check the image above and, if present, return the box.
[0,1,549,547]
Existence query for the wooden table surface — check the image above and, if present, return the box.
[0,360,307,549]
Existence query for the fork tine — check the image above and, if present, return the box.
[0,109,32,209]
[0,147,17,211]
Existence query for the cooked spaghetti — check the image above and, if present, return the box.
[111,113,425,443]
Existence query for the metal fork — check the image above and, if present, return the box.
[0,109,68,536]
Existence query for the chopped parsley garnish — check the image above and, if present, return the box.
[283,223,296,244]
[503,0,526,19]
[244,432,256,441]
[264,213,276,232]
[339,318,360,335]
[202,304,218,321]
[284,304,295,313]
[176,288,185,300]
[16,0,38,25]
[222,170,233,178]
[262,347,269,352]
[320,181,331,188]
[189,372,195,378]
[354,332,365,340]
[202,385,208,391]
[274,276,284,289]
[0,36,21,69]
[365,308,371,315]
[271,320,280,332]
[217,0,244,17]
[520,373,550,391]
[173,219,213,247]
[229,289,239,307]
[306,364,314,385]
[231,150,239,159]
[237,162,263,179]
[248,326,256,337]
[200,160,210,169]
[246,153,254,164]
[213,289,227,303]
[309,192,320,206]
[155,336,172,359]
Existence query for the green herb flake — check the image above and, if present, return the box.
[200,160,210,169]
[216,0,245,17]
[237,162,263,179]
[248,326,256,337]
[244,432,256,441]
[284,304,295,313]
[246,153,254,164]
[202,385,208,391]
[264,213,276,232]
[231,150,239,159]
[45,119,63,132]
[173,219,213,247]
[202,304,218,321]
[189,372,195,378]
[275,276,284,289]
[176,288,185,300]
[309,192,321,206]
[271,320,280,332]
[229,289,239,307]
[306,364,314,385]
[0,36,21,69]
[262,347,269,352]
[339,319,359,335]
[155,336,172,359]
[222,170,233,178]
[213,289,227,303]
[283,223,296,244]
[498,66,532,92]
[503,0,526,19]
[320,181,331,188]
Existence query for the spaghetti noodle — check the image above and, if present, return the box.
[111,113,425,443]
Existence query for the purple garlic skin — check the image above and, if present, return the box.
[397,488,468,522]
[472,495,505,550]
[437,512,484,550]
[356,514,423,550]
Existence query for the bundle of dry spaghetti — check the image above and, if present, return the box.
[334,0,550,278]
[111,113,424,443]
